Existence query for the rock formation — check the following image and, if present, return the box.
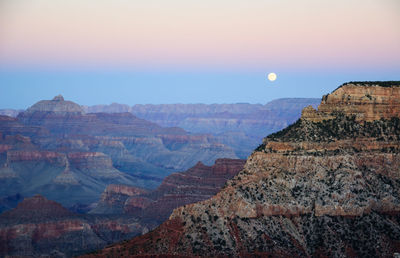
[85,99,321,158]
[303,82,400,122]
[83,81,400,257]
[0,159,245,257]
[21,94,84,116]
[91,184,149,214]
[0,96,238,209]
[0,195,146,257]
[91,158,246,224]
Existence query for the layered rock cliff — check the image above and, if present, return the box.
[84,81,400,257]
[91,159,246,224]
[0,95,238,209]
[0,195,146,257]
[85,99,320,158]
[0,159,245,257]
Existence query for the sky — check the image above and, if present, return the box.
[0,0,399,109]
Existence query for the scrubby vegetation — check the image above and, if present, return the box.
[340,81,400,88]
[262,115,400,143]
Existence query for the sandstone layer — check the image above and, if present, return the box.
[0,195,146,257]
[91,158,246,224]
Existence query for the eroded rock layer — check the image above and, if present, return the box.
[91,159,246,224]
[0,195,146,257]
[83,81,400,257]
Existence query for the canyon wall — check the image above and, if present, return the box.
[84,82,400,257]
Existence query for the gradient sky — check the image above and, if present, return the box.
[0,0,399,109]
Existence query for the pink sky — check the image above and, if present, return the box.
[0,0,399,71]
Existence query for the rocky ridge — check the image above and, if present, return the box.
[83,81,400,257]
[91,158,246,224]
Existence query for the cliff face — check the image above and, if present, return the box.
[91,184,149,214]
[0,159,245,257]
[91,158,246,224]
[85,82,400,257]
[303,82,400,122]
[21,94,84,116]
[0,95,238,209]
[0,195,146,257]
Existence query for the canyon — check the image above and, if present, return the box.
[0,96,238,208]
[91,158,246,224]
[0,158,245,257]
[83,81,400,257]
[0,93,338,257]
[0,195,145,257]
[85,98,320,158]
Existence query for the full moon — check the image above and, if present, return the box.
[268,72,277,82]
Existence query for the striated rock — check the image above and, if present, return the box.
[134,158,246,223]
[67,152,113,170]
[303,82,400,122]
[84,82,400,257]
[1,96,239,211]
[0,115,48,137]
[21,94,84,115]
[14,96,237,173]
[85,99,320,158]
[0,195,146,257]
[6,150,65,163]
[91,185,148,214]
[91,159,245,224]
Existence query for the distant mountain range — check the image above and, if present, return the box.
[84,99,320,158]
[1,98,320,160]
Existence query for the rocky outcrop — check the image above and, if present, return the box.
[21,94,84,115]
[91,159,245,224]
[84,82,400,257]
[67,152,113,170]
[6,150,65,163]
[0,195,146,257]
[91,185,148,214]
[303,82,400,122]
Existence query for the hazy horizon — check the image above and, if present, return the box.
[1,0,399,109]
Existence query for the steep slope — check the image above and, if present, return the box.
[84,81,400,257]
[0,195,146,257]
[91,159,246,224]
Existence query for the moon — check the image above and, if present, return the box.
[268,72,277,82]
